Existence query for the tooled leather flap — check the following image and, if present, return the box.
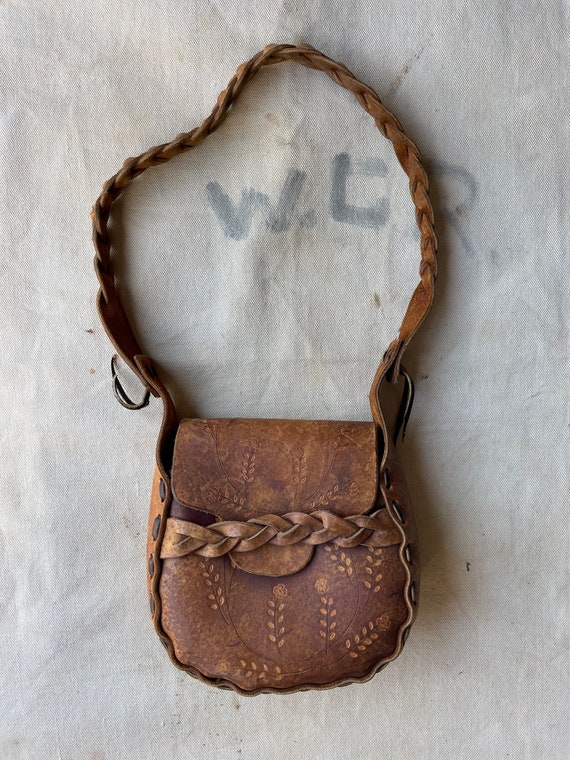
[172,418,378,519]
[170,418,378,576]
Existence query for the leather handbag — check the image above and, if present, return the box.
[92,43,437,694]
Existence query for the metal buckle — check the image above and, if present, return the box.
[111,355,150,410]
[393,366,415,445]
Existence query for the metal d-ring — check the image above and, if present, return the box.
[111,355,151,410]
[393,366,415,445]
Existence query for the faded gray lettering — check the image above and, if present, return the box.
[299,209,317,229]
[330,153,389,229]
[206,155,480,245]
[429,161,478,258]
[206,169,306,241]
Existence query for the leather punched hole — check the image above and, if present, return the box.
[149,595,155,615]
[403,628,410,644]
[392,501,405,524]
[148,555,155,578]
[409,581,417,605]
[405,544,412,563]
[159,478,166,502]
[383,469,392,489]
[151,515,161,540]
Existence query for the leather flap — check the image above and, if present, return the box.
[171,418,378,576]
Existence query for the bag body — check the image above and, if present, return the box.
[92,44,437,694]
[147,418,418,693]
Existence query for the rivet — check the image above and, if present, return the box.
[159,478,166,502]
[148,554,155,578]
[392,501,405,524]
[149,595,155,616]
[152,515,161,540]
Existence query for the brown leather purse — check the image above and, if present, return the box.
[92,44,437,694]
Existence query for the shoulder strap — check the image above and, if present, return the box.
[92,43,437,426]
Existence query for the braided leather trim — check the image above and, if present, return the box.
[160,510,401,559]
[92,43,437,393]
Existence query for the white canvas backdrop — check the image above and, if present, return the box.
[1,2,568,758]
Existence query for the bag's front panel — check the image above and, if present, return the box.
[148,416,419,693]
[159,542,409,692]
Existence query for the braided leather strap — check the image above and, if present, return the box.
[160,509,402,559]
[92,43,437,415]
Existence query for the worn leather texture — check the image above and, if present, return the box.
[93,43,433,695]
[147,418,419,694]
